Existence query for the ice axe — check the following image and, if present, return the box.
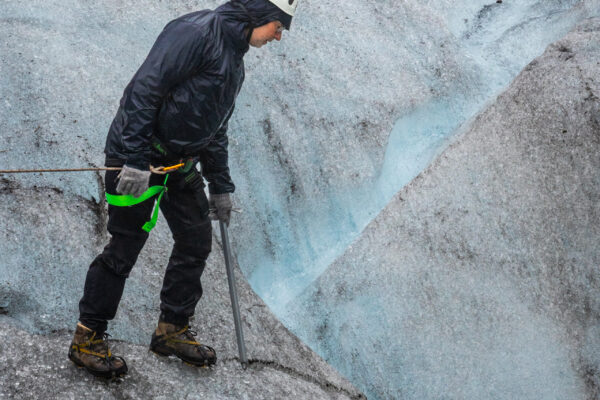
[218,220,248,369]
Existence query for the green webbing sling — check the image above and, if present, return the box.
[105,174,169,233]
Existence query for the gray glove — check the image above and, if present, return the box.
[116,165,151,198]
[209,193,232,225]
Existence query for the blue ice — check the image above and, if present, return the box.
[231,1,600,398]
[239,0,597,317]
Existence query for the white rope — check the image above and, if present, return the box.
[0,167,122,174]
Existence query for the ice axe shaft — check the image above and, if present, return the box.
[219,220,248,368]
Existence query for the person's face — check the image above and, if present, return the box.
[249,20,284,48]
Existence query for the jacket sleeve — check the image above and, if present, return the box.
[119,21,210,170]
[198,106,236,194]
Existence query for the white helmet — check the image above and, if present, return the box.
[267,0,298,17]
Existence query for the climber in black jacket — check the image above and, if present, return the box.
[68,0,298,378]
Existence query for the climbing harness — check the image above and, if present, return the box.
[106,157,207,232]
[105,158,198,232]
[106,173,170,233]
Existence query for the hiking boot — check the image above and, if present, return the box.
[68,322,128,378]
[149,321,217,367]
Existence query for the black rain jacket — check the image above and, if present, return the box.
[104,0,289,194]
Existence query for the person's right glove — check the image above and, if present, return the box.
[209,193,232,226]
[116,165,151,198]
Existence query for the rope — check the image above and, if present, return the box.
[0,167,122,174]
[0,163,182,174]
[149,165,169,175]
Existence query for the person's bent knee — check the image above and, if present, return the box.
[96,232,147,277]
[172,222,212,257]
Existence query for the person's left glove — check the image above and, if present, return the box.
[116,165,151,198]
[209,193,232,226]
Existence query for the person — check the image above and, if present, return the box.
[68,0,298,378]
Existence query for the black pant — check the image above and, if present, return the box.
[78,168,212,334]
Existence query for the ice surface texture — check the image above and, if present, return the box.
[230,0,600,313]
[287,18,600,400]
[0,317,362,399]
[1,0,599,398]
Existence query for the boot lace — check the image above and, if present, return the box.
[71,332,123,365]
[166,326,201,346]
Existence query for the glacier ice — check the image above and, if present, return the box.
[230,0,599,315]
[286,17,600,399]
[228,2,599,398]
[1,0,600,399]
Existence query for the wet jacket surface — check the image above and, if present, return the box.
[104,5,252,194]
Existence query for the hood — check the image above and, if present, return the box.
[216,0,293,32]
